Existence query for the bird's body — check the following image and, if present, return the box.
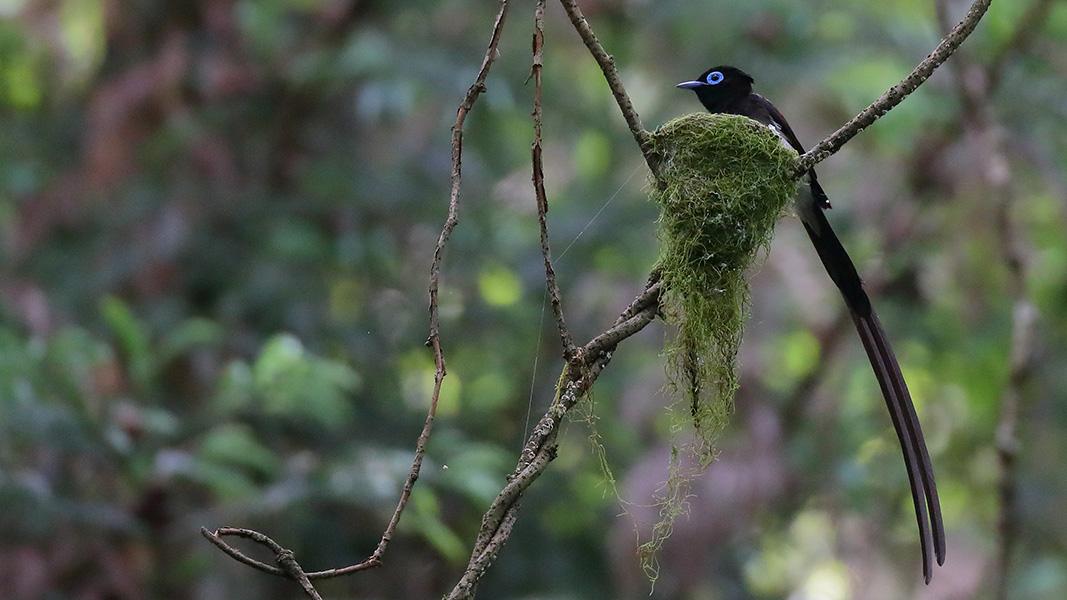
[678,66,945,583]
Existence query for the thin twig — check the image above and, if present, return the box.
[201,525,385,580]
[430,0,512,340]
[375,0,511,571]
[201,527,287,577]
[446,282,661,600]
[372,0,513,572]
[202,0,513,588]
[795,0,993,174]
[200,528,325,599]
[531,0,577,359]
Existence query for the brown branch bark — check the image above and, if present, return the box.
[531,0,577,359]
[430,0,512,341]
[446,281,661,600]
[201,1,514,594]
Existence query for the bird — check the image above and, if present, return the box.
[677,66,945,583]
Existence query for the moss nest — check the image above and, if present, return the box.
[649,112,799,459]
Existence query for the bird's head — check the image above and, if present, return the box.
[677,66,754,110]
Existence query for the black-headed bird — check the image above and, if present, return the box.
[678,65,945,583]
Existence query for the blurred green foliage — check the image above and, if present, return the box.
[1,0,1067,599]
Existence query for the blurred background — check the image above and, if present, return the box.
[1,0,1066,598]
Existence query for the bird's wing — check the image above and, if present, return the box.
[752,93,831,210]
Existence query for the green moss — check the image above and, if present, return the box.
[651,112,798,450]
[638,113,798,577]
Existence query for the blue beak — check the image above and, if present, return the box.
[676,80,703,89]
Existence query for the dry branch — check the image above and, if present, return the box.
[446,282,662,600]
[531,0,577,358]
[201,1,514,595]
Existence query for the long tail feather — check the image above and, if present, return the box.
[799,201,945,581]
[851,309,942,582]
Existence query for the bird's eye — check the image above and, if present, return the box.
[706,71,724,85]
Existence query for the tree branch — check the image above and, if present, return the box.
[202,1,514,593]
[531,0,577,359]
[446,280,661,600]
[430,0,512,341]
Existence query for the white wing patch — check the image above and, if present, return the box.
[793,180,822,234]
[766,122,793,151]
[765,121,822,230]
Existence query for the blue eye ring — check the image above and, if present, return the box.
[706,71,724,85]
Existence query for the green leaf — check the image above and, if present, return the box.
[398,487,468,563]
[574,129,612,178]
[99,296,153,391]
[198,423,280,479]
[252,333,360,429]
[158,317,223,365]
[477,264,522,307]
